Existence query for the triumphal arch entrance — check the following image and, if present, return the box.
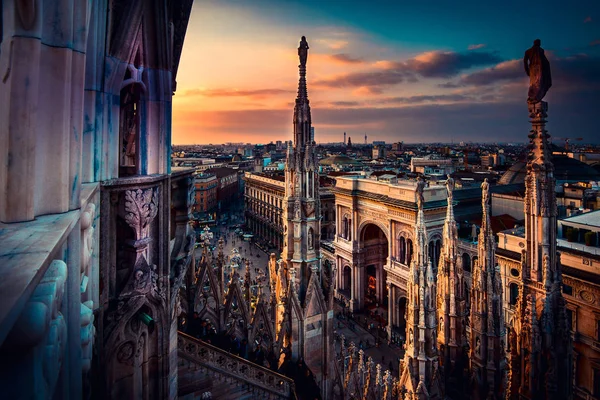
[332,176,447,336]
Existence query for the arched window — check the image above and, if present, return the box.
[462,253,471,272]
[342,215,351,239]
[509,283,519,306]
[119,83,143,177]
[399,237,406,264]
[407,239,413,264]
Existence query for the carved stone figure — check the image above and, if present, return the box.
[298,36,309,66]
[481,178,490,206]
[446,174,454,201]
[416,176,425,208]
[524,39,552,103]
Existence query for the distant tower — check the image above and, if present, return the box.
[281,36,334,398]
[399,178,444,399]
[470,179,506,399]
[506,101,572,400]
[347,136,352,150]
[344,131,346,145]
[365,133,367,145]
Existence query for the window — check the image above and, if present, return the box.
[509,283,519,306]
[563,284,573,296]
[594,368,600,396]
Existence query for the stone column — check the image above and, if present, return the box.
[387,282,393,341]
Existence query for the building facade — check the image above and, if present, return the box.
[193,173,218,214]
[205,167,239,209]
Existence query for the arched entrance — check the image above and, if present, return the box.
[360,223,389,310]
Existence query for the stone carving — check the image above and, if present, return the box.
[481,178,490,206]
[303,201,315,217]
[416,176,425,208]
[123,188,159,240]
[3,260,68,398]
[446,174,454,202]
[524,39,552,104]
[117,341,135,365]
[298,36,309,67]
[81,203,96,280]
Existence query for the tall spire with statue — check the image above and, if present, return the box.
[469,178,506,399]
[399,177,443,399]
[436,174,470,397]
[506,39,572,400]
[279,36,334,399]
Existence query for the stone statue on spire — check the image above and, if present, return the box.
[416,176,426,209]
[298,36,309,66]
[481,178,490,206]
[524,39,552,104]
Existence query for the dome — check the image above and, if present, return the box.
[499,155,600,185]
[319,155,362,166]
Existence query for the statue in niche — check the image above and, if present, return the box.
[298,36,309,66]
[308,229,314,249]
[475,336,481,356]
[524,39,552,103]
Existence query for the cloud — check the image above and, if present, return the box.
[468,44,486,50]
[452,59,523,87]
[584,16,592,23]
[330,101,362,107]
[313,50,502,91]
[328,53,365,64]
[315,38,349,50]
[374,94,472,104]
[445,54,600,91]
[182,88,293,99]
[591,40,600,46]
[174,90,600,144]
[352,86,384,96]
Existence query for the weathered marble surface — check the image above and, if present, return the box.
[0,183,98,345]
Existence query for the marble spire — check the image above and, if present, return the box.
[399,178,443,399]
[469,178,506,399]
[436,175,469,396]
[507,100,572,400]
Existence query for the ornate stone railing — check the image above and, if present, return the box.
[177,332,296,399]
[0,183,99,399]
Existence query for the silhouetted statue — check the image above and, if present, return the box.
[298,36,309,66]
[524,39,552,103]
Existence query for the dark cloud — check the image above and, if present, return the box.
[329,53,365,64]
[314,50,502,90]
[183,88,293,98]
[375,94,471,104]
[584,16,592,23]
[592,40,600,46]
[315,69,416,89]
[441,54,600,91]
[330,101,362,107]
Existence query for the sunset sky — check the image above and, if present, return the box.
[172,0,600,145]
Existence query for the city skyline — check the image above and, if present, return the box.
[173,1,600,145]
